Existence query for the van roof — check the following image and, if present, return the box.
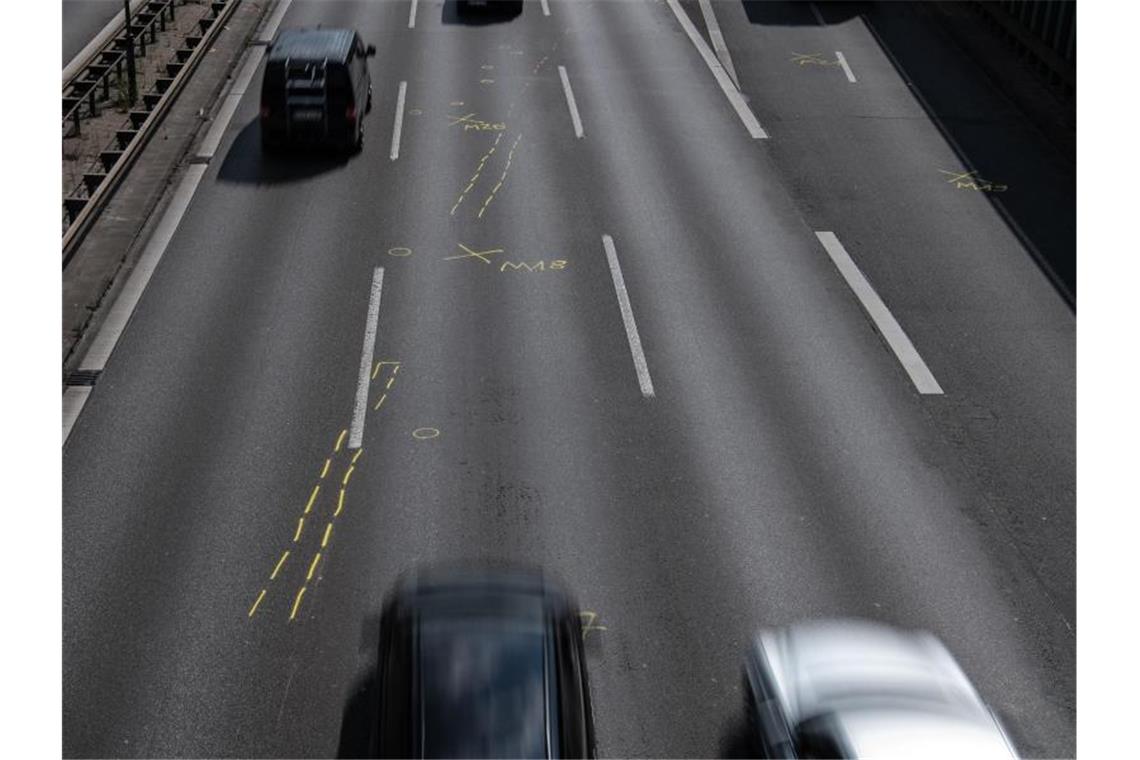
[268,28,355,63]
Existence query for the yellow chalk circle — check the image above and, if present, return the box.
[387,247,413,257]
[412,427,441,440]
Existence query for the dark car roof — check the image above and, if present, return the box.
[389,567,569,758]
[268,28,355,63]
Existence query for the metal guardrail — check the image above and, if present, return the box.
[63,0,240,264]
[972,0,1075,93]
[62,1,176,136]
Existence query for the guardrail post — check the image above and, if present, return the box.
[123,0,137,106]
[88,87,97,118]
[72,108,82,136]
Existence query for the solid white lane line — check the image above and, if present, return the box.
[256,0,295,43]
[557,66,584,139]
[63,387,92,445]
[809,2,826,26]
[815,232,943,395]
[409,0,419,29]
[79,164,209,373]
[698,0,740,90]
[836,51,857,83]
[664,0,767,139]
[602,235,655,398]
[390,81,407,161]
[540,0,551,17]
[349,268,385,449]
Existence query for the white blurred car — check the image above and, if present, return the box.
[743,620,1019,758]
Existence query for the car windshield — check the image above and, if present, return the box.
[419,617,549,758]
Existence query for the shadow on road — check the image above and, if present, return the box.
[336,612,383,758]
[741,0,860,26]
[217,118,352,185]
[741,1,1075,304]
[441,0,524,26]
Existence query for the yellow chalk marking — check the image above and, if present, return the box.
[342,465,355,486]
[412,427,441,440]
[392,365,400,376]
[307,552,322,581]
[385,376,395,390]
[293,517,305,542]
[334,429,347,452]
[477,134,522,219]
[374,393,387,411]
[270,550,290,580]
[248,589,267,617]
[352,449,364,465]
[289,586,307,621]
[450,100,465,106]
[320,458,331,479]
[335,488,345,516]
[304,484,320,514]
[372,359,400,379]
[580,610,608,639]
[445,243,503,264]
[322,522,333,548]
[448,112,479,127]
[387,246,413,258]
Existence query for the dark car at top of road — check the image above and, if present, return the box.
[374,565,596,758]
[743,619,1019,759]
[260,28,375,153]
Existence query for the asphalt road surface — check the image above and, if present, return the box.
[62,0,122,66]
[62,1,1075,757]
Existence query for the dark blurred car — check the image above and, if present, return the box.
[375,566,595,758]
[260,28,375,152]
[743,620,1019,759]
[458,0,525,14]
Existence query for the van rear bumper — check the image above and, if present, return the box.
[261,119,355,150]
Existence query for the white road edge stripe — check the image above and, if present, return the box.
[349,268,385,449]
[698,0,740,91]
[809,2,826,26]
[390,81,407,161]
[409,0,419,29]
[602,235,655,399]
[664,0,767,139]
[197,48,265,159]
[540,0,551,17]
[63,0,296,445]
[836,51,857,83]
[815,232,943,395]
[557,65,584,139]
[62,387,92,445]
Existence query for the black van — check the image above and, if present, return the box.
[260,28,375,152]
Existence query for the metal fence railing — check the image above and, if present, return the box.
[974,0,1075,94]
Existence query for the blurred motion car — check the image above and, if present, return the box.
[458,0,525,14]
[743,619,1019,758]
[374,565,595,758]
[260,28,375,152]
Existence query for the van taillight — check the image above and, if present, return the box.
[346,105,357,121]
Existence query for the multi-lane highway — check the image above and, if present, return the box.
[62,1,1075,756]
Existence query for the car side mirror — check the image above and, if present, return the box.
[366,44,376,57]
